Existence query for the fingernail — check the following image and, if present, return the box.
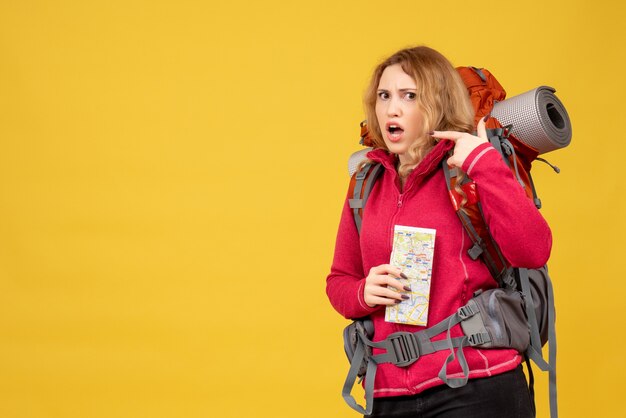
[403,285,411,292]
[400,273,408,280]
[401,294,410,300]
[395,299,403,304]
[483,113,491,122]
[427,131,435,135]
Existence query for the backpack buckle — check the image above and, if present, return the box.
[383,332,420,367]
[468,332,492,346]
[458,304,478,320]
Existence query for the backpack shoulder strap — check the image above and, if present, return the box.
[349,162,383,234]
[441,156,509,283]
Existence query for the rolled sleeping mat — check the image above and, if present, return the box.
[491,86,572,155]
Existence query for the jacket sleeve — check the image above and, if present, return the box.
[461,142,552,268]
[326,190,381,319]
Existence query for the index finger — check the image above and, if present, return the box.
[476,116,488,141]
[429,130,464,142]
[371,264,406,278]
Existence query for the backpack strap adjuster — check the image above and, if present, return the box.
[348,199,363,209]
[467,242,484,260]
[355,168,368,180]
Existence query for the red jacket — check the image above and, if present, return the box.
[326,140,552,397]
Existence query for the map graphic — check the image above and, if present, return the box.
[385,225,436,326]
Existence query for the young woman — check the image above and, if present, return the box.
[326,46,552,417]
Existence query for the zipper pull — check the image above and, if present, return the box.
[397,194,403,208]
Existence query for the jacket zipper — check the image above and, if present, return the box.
[388,178,416,255]
[388,174,417,392]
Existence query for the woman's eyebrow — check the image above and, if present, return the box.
[377,88,416,92]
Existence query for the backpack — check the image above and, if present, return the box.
[340,67,570,417]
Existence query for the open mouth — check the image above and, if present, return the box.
[386,123,404,140]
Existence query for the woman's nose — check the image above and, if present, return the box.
[387,97,401,117]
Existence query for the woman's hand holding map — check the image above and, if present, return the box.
[363,265,411,308]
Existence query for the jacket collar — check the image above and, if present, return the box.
[366,140,455,180]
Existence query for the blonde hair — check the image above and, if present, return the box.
[364,46,475,178]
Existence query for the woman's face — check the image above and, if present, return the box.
[375,64,425,164]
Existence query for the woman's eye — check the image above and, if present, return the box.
[378,91,390,100]
[405,92,416,100]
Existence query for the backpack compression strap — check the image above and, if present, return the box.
[342,327,377,415]
[490,128,543,209]
[517,267,558,418]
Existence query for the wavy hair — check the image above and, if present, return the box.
[364,46,475,178]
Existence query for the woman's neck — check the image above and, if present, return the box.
[398,174,407,192]
[396,160,409,192]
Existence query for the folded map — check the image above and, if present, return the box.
[385,225,436,326]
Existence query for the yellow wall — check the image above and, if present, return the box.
[0,1,623,417]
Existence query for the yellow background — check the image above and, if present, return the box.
[1,1,624,417]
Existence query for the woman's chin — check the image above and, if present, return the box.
[385,142,409,156]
